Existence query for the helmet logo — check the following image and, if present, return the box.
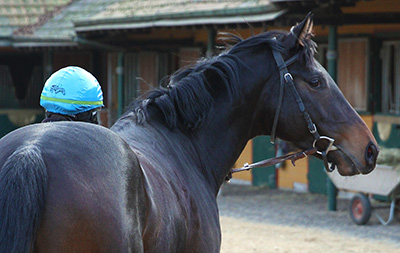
[50,85,66,96]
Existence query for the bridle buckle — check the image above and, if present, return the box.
[284,73,293,82]
[309,123,317,134]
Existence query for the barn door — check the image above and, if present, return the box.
[252,136,276,188]
[382,41,400,114]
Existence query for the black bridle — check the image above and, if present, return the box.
[270,50,318,143]
[270,49,337,172]
[226,48,338,181]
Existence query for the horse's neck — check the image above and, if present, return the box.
[190,107,260,188]
[112,111,252,193]
[113,51,275,192]
[194,54,275,188]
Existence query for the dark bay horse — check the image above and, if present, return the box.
[0,14,378,252]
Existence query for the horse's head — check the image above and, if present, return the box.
[252,13,378,176]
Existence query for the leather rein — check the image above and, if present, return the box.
[226,48,338,181]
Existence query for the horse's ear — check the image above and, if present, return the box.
[285,12,314,48]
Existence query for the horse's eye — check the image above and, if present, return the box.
[309,79,321,88]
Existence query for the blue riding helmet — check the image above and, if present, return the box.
[40,66,104,115]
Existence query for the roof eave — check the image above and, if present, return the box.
[10,36,77,48]
[0,36,12,47]
[75,9,287,33]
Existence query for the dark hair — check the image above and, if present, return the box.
[43,109,99,124]
[124,30,316,130]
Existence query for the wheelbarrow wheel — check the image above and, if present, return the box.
[349,193,371,225]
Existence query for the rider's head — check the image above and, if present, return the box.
[40,66,104,124]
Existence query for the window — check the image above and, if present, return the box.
[382,41,400,114]
[0,65,43,109]
[0,66,18,108]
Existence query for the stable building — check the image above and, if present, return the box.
[1,0,399,195]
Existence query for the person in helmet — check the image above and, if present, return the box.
[40,66,104,123]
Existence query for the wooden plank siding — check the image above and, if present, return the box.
[178,47,202,68]
[278,158,308,191]
[53,51,92,72]
[232,140,253,182]
[338,39,368,111]
[138,52,159,94]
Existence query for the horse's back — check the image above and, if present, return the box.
[0,122,146,252]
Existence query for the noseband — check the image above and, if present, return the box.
[271,49,339,172]
[226,49,337,181]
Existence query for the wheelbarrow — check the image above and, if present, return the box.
[327,164,400,225]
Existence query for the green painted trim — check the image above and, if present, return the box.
[327,26,337,82]
[308,156,327,195]
[40,95,103,105]
[357,110,371,115]
[327,25,338,211]
[372,37,383,113]
[252,136,276,188]
[374,113,400,117]
[366,36,373,113]
[117,52,125,117]
[374,31,400,39]
[207,28,216,57]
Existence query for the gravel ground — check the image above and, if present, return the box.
[217,183,400,249]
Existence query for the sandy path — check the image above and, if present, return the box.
[220,216,400,253]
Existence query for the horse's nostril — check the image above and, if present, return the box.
[367,146,373,158]
[365,142,378,166]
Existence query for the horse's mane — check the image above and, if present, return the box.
[123,30,316,130]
